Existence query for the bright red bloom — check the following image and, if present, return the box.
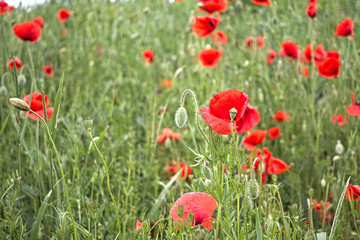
[43,65,54,77]
[142,50,154,64]
[299,66,310,77]
[212,31,229,45]
[170,192,217,230]
[273,110,290,122]
[13,21,42,43]
[279,41,300,60]
[266,48,277,65]
[0,1,13,15]
[160,79,173,89]
[326,51,340,60]
[334,18,354,37]
[192,16,221,38]
[267,156,291,174]
[8,57,22,70]
[246,35,265,50]
[198,48,224,68]
[303,44,313,63]
[198,0,227,14]
[236,104,261,134]
[347,92,360,116]
[57,8,71,23]
[167,161,192,180]
[200,89,249,135]
[22,93,54,121]
[313,199,331,214]
[346,185,360,201]
[313,44,327,66]
[134,220,143,231]
[243,130,267,151]
[306,4,316,18]
[33,16,44,28]
[252,0,271,6]
[318,57,340,78]
[268,127,280,140]
[157,128,182,145]
[332,114,348,126]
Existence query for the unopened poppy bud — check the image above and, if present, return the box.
[9,98,30,111]
[17,74,27,86]
[229,107,237,121]
[333,155,340,162]
[175,107,188,128]
[320,179,326,188]
[84,116,94,130]
[335,140,344,155]
[245,196,253,210]
[246,179,260,199]
[0,86,8,96]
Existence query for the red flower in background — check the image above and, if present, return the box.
[299,66,310,77]
[346,185,360,201]
[347,92,360,116]
[198,0,227,14]
[33,16,44,28]
[200,89,249,135]
[170,192,217,230]
[309,0,317,4]
[267,156,291,174]
[306,4,316,18]
[0,1,13,15]
[167,161,192,180]
[13,21,42,43]
[142,50,154,64]
[160,79,173,89]
[268,127,280,140]
[157,128,182,145]
[279,41,300,60]
[334,18,354,37]
[273,110,290,122]
[313,44,327,66]
[332,114,348,126]
[8,57,22,70]
[318,57,340,78]
[43,65,54,77]
[212,31,229,45]
[266,49,277,65]
[22,93,54,121]
[192,16,221,38]
[198,48,224,68]
[58,8,71,23]
[326,51,340,60]
[134,220,151,235]
[246,35,265,50]
[236,104,261,134]
[252,0,271,6]
[303,44,313,63]
[61,29,67,37]
[313,199,331,214]
[243,130,267,151]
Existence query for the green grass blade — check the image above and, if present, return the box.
[0,113,10,136]
[50,72,65,138]
[256,208,263,240]
[29,190,52,240]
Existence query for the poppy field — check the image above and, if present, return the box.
[1,0,360,239]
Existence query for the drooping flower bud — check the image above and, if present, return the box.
[83,116,94,130]
[229,107,237,121]
[320,179,326,188]
[0,86,8,96]
[335,140,344,155]
[175,107,188,128]
[246,179,260,199]
[17,74,27,87]
[9,98,30,111]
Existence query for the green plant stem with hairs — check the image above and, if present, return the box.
[88,129,121,235]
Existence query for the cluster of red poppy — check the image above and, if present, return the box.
[0,1,13,15]
[313,198,334,223]
[306,0,317,19]
[157,128,182,145]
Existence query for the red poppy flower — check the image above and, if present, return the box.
[309,0,317,4]
[268,127,280,140]
[279,41,300,60]
[170,192,217,230]
[326,51,340,60]
[313,199,331,214]
[192,16,221,38]
[236,104,261,134]
[167,161,192,180]
[22,93,54,121]
[347,92,360,116]
[0,1,13,15]
[212,31,229,45]
[134,220,143,231]
[33,16,44,28]
[198,0,227,14]
[252,0,271,6]
[200,89,249,135]
[334,18,354,37]
[273,110,290,122]
[61,29,67,37]
[13,21,42,43]
[142,49,154,64]
[299,66,310,77]
[332,114,348,126]
[198,48,224,68]
[242,130,267,151]
[246,35,265,50]
[160,79,173,89]
[57,8,71,23]
[43,65,54,77]
[306,4,316,18]
[346,185,360,201]
[318,57,340,78]
[157,128,182,145]
[313,44,327,66]
[8,57,22,70]
[267,157,291,174]
[303,44,313,63]
[266,48,277,65]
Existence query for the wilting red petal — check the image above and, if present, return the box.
[8,57,22,70]
[243,130,267,151]
[266,48,277,65]
[236,104,261,134]
[347,92,360,116]
[57,8,71,23]
[33,16,44,28]
[334,18,354,37]
[267,157,291,174]
[268,127,280,140]
[273,110,290,122]
[306,4,316,18]
[170,192,217,229]
[198,0,227,14]
[318,57,340,78]
[212,31,229,45]
[142,49,154,64]
[199,48,224,68]
[13,21,42,43]
[252,0,271,6]
[346,185,360,201]
[192,16,221,38]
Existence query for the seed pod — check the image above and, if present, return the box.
[84,116,94,129]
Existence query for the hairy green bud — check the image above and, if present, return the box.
[246,179,260,200]
[175,107,188,128]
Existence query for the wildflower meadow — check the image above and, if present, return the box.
[1,0,360,239]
